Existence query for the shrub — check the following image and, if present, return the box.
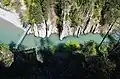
[66,40,80,49]
[83,40,97,56]
[2,0,10,6]
[0,42,14,67]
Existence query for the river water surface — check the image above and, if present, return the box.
[0,18,110,49]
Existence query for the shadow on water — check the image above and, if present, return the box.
[9,41,27,51]
[0,42,86,79]
[0,44,40,79]
[9,41,16,51]
[1,41,120,79]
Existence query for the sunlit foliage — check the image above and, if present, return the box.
[0,42,13,67]
[1,0,120,32]
[98,43,109,56]
[83,40,97,56]
[1,0,10,6]
[66,40,80,48]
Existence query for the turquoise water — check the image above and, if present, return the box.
[21,33,109,48]
[0,17,24,44]
[0,18,110,49]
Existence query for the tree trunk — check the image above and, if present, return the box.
[45,20,48,37]
[89,25,94,33]
[92,24,97,33]
[83,17,90,34]
[73,27,77,37]
[77,26,81,37]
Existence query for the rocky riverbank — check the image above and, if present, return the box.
[0,0,120,40]
[0,8,25,31]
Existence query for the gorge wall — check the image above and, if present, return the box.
[0,0,120,40]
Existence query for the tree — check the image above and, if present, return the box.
[66,40,80,48]
[0,42,14,67]
[1,0,10,6]
[98,17,118,48]
[69,0,89,35]
[83,40,97,56]
[86,56,115,79]
[55,0,64,38]
[24,0,43,25]
[98,43,109,56]
[98,0,120,48]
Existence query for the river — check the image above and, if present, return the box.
[0,17,110,49]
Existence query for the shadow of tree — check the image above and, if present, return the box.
[9,41,16,51]
[18,45,27,50]
[1,41,120,79]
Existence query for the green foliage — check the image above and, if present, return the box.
[1,0,120,31]
[108,34,116,43]
[82,40,111,56]
[2,0,10,6]
[10,1,21,12]
[55,43,68,53]
[98,44,109,56]
[55,0,65,33]
[23,0,55,25]
[43,40,112,57]
[69,0,104,27]
[24,0,43,24]
[83,40,97,56]
[0,41,118,79]
[68,0,120,28]
[66,40,80,49]
[69,6,83,27]
[40,0,54,20]
[92,2,102,23]
[1,0,21,11]
[0,42,13,67]
[99,0,120,26]
[0,42,9,51]
[54,0,62,17]
[47,45,56,54]
[69,0,84,27]
[109,0,120,18]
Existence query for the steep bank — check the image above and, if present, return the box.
[0,0,120,40]
[0,8,25,31]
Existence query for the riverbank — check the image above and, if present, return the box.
[0,17,24,44]
[0,8,25,31]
